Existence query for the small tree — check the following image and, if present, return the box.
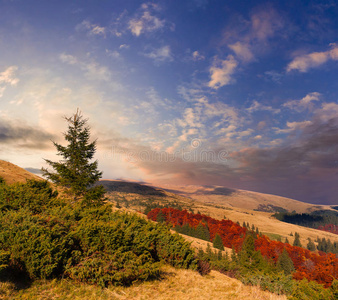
[277,248,295,275]
[213,233,224,251]
[293,232,302,248]
[42,109,105,204]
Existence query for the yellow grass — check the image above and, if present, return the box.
[0,266,287,300]
[0,160,41,184]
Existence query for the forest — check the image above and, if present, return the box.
[147,207,338,289]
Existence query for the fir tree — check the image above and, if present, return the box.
[42,109,105,203]
[307,238,316,251]
[293,232,302,247]
[277,248,295,275]
[213,233,224,251]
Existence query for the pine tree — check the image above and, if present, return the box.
[277,248,295,275]
[307,238,316,251]
[293,232,302,247]
[42,109,105,203]
[213,233,224,251]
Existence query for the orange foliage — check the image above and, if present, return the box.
[147,208,338,287]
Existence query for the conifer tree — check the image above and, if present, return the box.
[213,233,224,251]
[277,248,295,275]
[293,232,302,247]
[42,109,105,203]
[307,238,316,251]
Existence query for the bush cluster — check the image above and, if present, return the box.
[0,179,197,287]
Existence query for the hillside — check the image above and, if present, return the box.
[0,160,41,184]
[156,184,333,213]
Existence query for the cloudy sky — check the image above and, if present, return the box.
[1,0,338,205]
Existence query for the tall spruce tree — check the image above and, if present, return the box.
[42,109,105,203]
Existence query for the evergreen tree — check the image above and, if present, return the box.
[213,233,224,251]
[42,110,105,203]
[277,248,295,275]
[293,232,302,247]
[307,238,316,251]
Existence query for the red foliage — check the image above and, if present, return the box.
[147,207,338,287]
[318,224,338,235]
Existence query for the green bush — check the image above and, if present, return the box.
[0,180,197,287]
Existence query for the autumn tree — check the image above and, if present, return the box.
[42,109,105,204]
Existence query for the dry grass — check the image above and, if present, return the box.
[0,266,287,300]
[0,160,41,184]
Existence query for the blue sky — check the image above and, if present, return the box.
[1,0,338,205]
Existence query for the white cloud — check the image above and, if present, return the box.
[208,55,237,89]
[76,20,106,36]
[274,120,312,134]
[247,100,280,114]
[192,51,205,61]
[144,45,172,62]
[0,66,19,97]
[228,42,254,62]
[287,44,338,72]
[60,53,111,81]
[129,4,165,36]
[0,66,19,86]
[284,92,321,111]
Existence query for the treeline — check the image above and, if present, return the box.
[147,208,338,288]
[0,180,197,287]
[273,210,338,236]
[196,241,338,299]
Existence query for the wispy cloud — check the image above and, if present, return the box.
[283,92,321,111]
[228,42,254,62]
[60,53,111,81]
[144,45,172,63]
[247,100,280,114]
[76,20,106,36]
[208,55,238,89]
[287,44,338,72]
[0,66,19,97]
[192,51,205,61]
[129,3,165,36]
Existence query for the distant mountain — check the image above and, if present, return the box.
[152,184,333,214]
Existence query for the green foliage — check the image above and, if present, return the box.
[212,234,224,251]
[277,249,295,275]
[240,271,294,295]
[289,279,333,300]
[42,110,104,201]
[174,222,210,242]
[293,232,302,248]
[306,238,316,251]
[0,180,197,287]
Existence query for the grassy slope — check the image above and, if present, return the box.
[0,160,42,184]
[0,161,335,299]
[0,266,286,300]
[103,180,338,248]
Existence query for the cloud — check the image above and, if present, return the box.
[0,119,54,149]
[0,66,19,97]
[287,44,338,72]
[129,3,165,36]
[228,42,254,62]
[284,92,321,111]
[144,45,172,62]
[247,100,280,114]
[274,120,312,134]
[76,20,106,36]
[208,55,238,89]
[60,53,111,81]
[192,51,205,61]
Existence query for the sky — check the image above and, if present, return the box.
[0,0,338,205]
